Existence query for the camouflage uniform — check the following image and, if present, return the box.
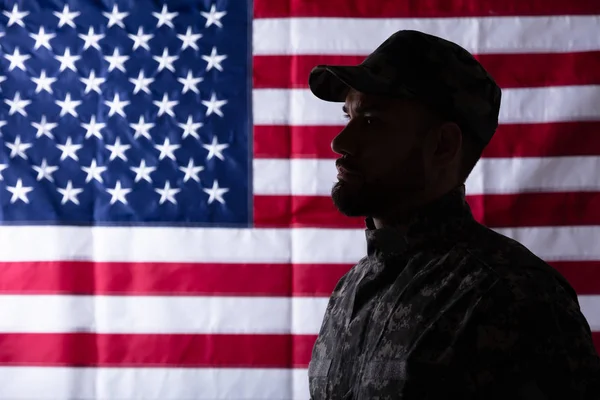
[308,186,600,399]
[307,31,600,399]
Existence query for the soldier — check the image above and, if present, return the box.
[307,30,600,399]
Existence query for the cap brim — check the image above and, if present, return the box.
[308,65,395,102]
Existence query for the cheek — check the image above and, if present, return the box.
[367,145,426,183]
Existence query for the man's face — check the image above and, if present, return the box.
[331,90,437,218]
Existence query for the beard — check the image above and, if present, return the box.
[331,154,428,218]
[331,179,421,217]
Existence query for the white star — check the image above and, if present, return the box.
[201,92,227,117]
[129,70,154,95]
[105,137,131,161]
[104,48,128,73]
[80,70,106,94]
[31,70,57,94]
[203,135,229,161]
[106,180,131,205]
[0,120,7,136]
[155,181,180,205]
[56,137,83,161]
[178,115,203,140]
[0,75,6,90]
[78,27,104,50]
[152,4,178,29]
[130,159,156,183]
[81,159,107,183]
[152,48,178,73]
[154,138,180,161]
[153,93,178,117]
[179,158,204,183]
[130,115,154,140]
[30,26,56,50]
[5,92,31,116]
[104,93,130,118]
[103,5,128,29]
[128,27,153,51]
[4,47,31,72]
[32,158,59,182]
[203,180,228,205]
[6,135,32,159]
[202,46,227,72]
[6,179,33,204]
[177,70,203,94]
[82,115,106,140]
[177,27,202,51]
[201,4,226,28]
[57,180,84,205]
[53,4,80,28]
[55,48,80,73]
[55,93,82,117]
[32,115,58,139]
[0,164,8,180]
[3,4,29,27]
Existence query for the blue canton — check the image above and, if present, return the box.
[0,0,251,226]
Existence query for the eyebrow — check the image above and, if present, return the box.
[342,104,381,114]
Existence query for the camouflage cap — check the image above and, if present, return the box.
[308,30,502,145]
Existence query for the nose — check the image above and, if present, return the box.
[331,125,356,157]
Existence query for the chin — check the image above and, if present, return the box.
[331,180,374,217]
[332,179,414,218]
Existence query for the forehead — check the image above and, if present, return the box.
[343,90,389,111]
[343,89,428,117]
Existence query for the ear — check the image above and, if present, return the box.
[432,122,462,167]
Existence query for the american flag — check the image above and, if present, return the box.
[0,0,598,399]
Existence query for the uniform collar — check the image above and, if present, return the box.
[365,185,473,258]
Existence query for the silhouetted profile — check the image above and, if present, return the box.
[307,29,600,399]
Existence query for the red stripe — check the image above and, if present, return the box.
[253,121,600,159]
[254,195,362,227]
[1,258,597,296]
[254,193,600,230]
[468,192,600,228]
[0,331,596,369]
[254,0,600,18]
[253,52,600,89]
[0,333,315,368]
[0,261,349,297]
[483,122,600,158]
[551,261,600,296]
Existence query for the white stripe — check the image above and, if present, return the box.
[253,157,600,196]
[580,296,600,331]
[253,16,600,55]
[253,86,600,126]
[468,156,600,194]
[0,292,596,334]
[0,225,359,264]
[494,227,600,262]
[0,225,600,263]
[0,366,310,400]
[0,295,327,335]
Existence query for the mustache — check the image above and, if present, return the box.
[335,158,362,175]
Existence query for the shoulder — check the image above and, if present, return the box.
[453,221,597,354]
[447,221,595,344]
[447,224,600,395]
[456,220,579,303]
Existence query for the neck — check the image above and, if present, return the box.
[370,183,464,230]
